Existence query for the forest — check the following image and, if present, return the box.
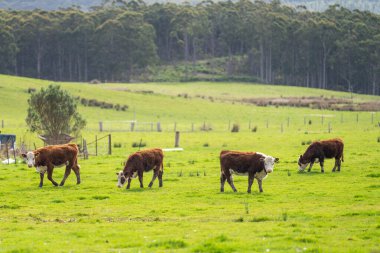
[0,0,379,95]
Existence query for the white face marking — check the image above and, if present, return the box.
[25,152,35,168]
[262,156,275,173]
[298,163,308,171]
[116,170,127,188]
[132,171,138,178]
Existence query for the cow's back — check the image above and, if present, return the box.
[320,138,344,158]
[220,151,260,173]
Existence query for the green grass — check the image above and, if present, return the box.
[0,74,379,252]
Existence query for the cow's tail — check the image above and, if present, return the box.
[341,142,344,162]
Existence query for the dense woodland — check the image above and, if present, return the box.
[0,0,379,95]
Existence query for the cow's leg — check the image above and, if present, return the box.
[332,158,338,172]
[319,158,325,173]
[158,170,163,187]
[126,178,132,189]
[72,165,81,184]
[47,166,58,186]
[225,171,237,192]
[148,169,158,188]
[60,163,73,186]
[247,174,254,193]
[307,161,314,172]
[39,172,45,188]
[220,173,227,192]
[257,179,263,193]
[138,171,144,188]
[337,159,342,172]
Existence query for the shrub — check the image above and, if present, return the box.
[378,137,380,143]
[231,123,240,132]
[251,126,258,132]
[203,143,209,147]
[113,142,122,148]
[308,119,312,125]
[132,141,146,148]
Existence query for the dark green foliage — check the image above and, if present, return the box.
[26,85,86,138]
[231,124,239,133]
[0,2,379,95]
[113,142,122,148]
[148,239,187,249]
[132,141,146,148]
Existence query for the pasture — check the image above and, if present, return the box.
[0,74,379,252]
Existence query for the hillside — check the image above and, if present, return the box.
[0,0,379,12]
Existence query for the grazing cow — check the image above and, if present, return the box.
[298,138,344,173]
[22,143,81,187]
[116,148,164,189]
[220,150,279,193]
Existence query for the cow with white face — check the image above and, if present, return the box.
[22,144,81,187]
[116,148,164,190]
[298,138,344,173]
[220,150,279,193]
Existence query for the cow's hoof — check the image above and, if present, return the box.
[39,185,43,188]
[148,184,153,188]
[247,191,251,194]
[233,190,237,192]
[59,183,64,186]
[220,189,224,192]
[77,182,81,185]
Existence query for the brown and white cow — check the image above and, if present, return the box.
[298,138,344,173]
[116,148,164,189]
[22,143,81,187]
[220,150,279,193]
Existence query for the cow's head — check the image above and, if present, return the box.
[261,156,279,173]
[298,155,309,171]
[116,170,138,188]
[21,151,38,168]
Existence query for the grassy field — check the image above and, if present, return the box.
[0,74,379,252]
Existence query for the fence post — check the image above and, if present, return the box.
[304,116,306,125]
[99,121,103,132]
[95,135,98,156]
[281,123,283,133]
[341,114,343,123]
[174,122,177,132]
[83,139,88,159]
[175,131,180,147]
[151,122,153,131]
[191,123,194,132]
[131,122,135,132]
[371,113,374,124]
[108,134,112,155]
[357,113,359,123]
[321,115,324,125]
[228,120,231,131]
[157,122,161,132]
[266,120,269,128]
[328,122,331,133]
[1,119,3,128]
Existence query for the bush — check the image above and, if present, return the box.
[203,143,209,147]
[231,123,240,132]
[113,142,122,148]
[132,141,146,148]
[251,126,258,132]
[308,120,312,125]
[378,137,380,143]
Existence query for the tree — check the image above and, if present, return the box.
[26,85,86,140]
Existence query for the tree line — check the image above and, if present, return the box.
[0,0,379,95]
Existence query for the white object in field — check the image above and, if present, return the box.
[2,158,15,164]
[162,148,184,152]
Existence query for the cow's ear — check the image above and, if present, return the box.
[21,153,27,158]
[274,157,279,163]
[34,151,40,157]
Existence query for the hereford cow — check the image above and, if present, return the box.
[22,143,81,187]
[298,138,344,173]
[220,150,279,193]
[116,148,164,189]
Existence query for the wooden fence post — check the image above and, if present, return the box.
[99,121,103,132]
[151,122,154,131]
[83,139,88,159]
[371,113,374,124]
[228,120,231,131]
[357,113,359,123]
[266,120,269,128]
[174,122,177,132]
[341,114,343,123]
[191,123,194,132]
[108,134,112,155]
[175,131,180,147]
[157,122,161,132]
[95,135,98,156]
[131,122,135,132]
[321,115,324,125]
[304,116,306,125]
[328,122,331,133]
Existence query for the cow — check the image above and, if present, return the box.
[116,148,164,189]
[298,138,344,173]
[22,143,81,187]
[220,150,279,193]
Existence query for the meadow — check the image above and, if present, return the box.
[0,74,379,252]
